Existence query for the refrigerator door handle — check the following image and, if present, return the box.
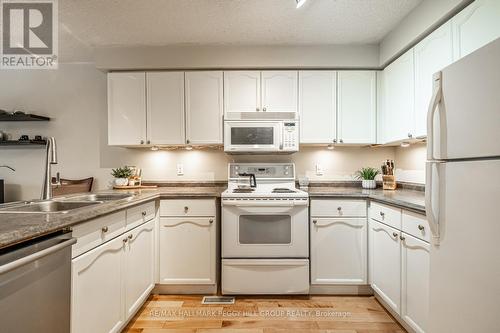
[427,71,442,161]
[426,161,441,245]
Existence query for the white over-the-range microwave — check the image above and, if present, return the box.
[224,120,299,154]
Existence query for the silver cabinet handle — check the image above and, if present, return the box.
[263,107,267,112]
[337,207,342,211]
[209,219,214,224]
[184,206,189,213]
[418,225,425,231]
[380,212,385,218]
[392,232,398,238]
[140,140,144,144]
[186,139,190,144]
[339,139,344,143]
[400,235,406,241]
[123,238,128,243]
[312,220,317,224]
[101,226,109,233]
[333,139,337,143]
[256,107,260,111]
[128,234,133,240]
[147,140,151,144]
[142,211,147,217]
[408,133,413,138]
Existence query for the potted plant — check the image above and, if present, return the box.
[355,167,380,189]
[111,166,133,186]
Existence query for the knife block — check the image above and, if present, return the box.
[382,175,397,190]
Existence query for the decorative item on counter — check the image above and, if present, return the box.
[355,167,380,189]
[127,166,142,186]
[381,159,397,190]
[298,176,310,191]
[111,166,133,186]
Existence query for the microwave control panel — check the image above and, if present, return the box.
[282,122,299,151]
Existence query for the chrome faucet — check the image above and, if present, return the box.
[41,137,61,200]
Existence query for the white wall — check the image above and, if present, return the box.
[394,143,427,184]
[379,0,471,66]
[1,64,426,202]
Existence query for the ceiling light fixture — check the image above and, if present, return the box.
[296,0,307,9]
[400,142,410,148]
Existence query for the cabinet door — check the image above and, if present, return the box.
[369,220,401,314]
[224,71,261,114]
[298,71,336,143]
[146,72,185,144]
[72,236,125,333]
[261,71,298,113]
[159,217,216,284]
[124,220,155,320]
[401,233,430,333]
[107,72,146,146]
[452,0,500,60]
[414,22,454,138]
[383,49,415,143]
[311,218,367,285]
[185,71,223,144]
[337,71,377,144]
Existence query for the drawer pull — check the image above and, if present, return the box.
[418,224,425,231]
[123,238,128,243]
[101,226,109,233]
[380,212,385,218]
[209,219,214,224]
[184,206,189,213]
[337,207,342,211]
[141,211,147,217]
[128,234,133,240]
[392,232,398,238]
[312,220,317,224]
[400,235,406,241]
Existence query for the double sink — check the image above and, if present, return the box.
[0,193,134,214]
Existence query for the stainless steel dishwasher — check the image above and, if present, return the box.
[0,232,76,333]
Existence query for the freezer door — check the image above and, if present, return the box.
[428,38,500,160]
[428,159,500,333]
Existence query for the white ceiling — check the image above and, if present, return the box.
[59,0,422,62]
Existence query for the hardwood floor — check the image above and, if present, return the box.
[122,295,406,333]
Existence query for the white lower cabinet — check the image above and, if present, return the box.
[124,220,155,319]
[71,234,125,333]
[71,203,156,333]
[311,218,367,284]
[159,217,216,284]
[401,233,430,333]
[369,208,430,333]
[369,219,401,313]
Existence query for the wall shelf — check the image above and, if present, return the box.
[0,140,47,147]
[0,113,50,121]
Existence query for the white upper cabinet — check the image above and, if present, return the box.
[401,233,430,333]
[224,71,261,114]
[337,71,377,144]
[369,220,401,314]
[381,49,415,143]
[108,72,146,146]
[146,72,185,145]
[311,217,367,285]
[185,71,224,144]
[452,0,500,61]
[298,71,337,143]
[261,71,298,113]
[414,22,454,138]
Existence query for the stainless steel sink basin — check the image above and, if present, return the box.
[67,193,134,202]
[0,200,101,214]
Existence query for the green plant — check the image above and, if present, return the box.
[355,167,380,180]
[111,166,133,179]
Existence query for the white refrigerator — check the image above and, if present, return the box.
[426,37,500,332]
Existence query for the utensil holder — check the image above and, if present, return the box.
[382,175,397,190]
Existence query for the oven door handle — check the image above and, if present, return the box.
[222,200,307,207]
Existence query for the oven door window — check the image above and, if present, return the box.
[238,215,291,244]
[231,127,274,145]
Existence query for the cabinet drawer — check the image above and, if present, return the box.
[402,210,430,243]
[127,201,156,229]
[72,211,126,258]
[160,199,215,217]
[369,202,401,230]
[311,199,367,217]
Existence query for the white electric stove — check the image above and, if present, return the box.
[221,163,310,295]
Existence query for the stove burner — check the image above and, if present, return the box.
[232,188,255,193]
[272,188,296,193]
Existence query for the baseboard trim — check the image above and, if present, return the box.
[153,284,218,295]
[309,284,373,295]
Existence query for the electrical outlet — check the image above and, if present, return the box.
[315,164,324,176]
[176,164,184,176]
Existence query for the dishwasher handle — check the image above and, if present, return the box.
[0,237,76,275]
